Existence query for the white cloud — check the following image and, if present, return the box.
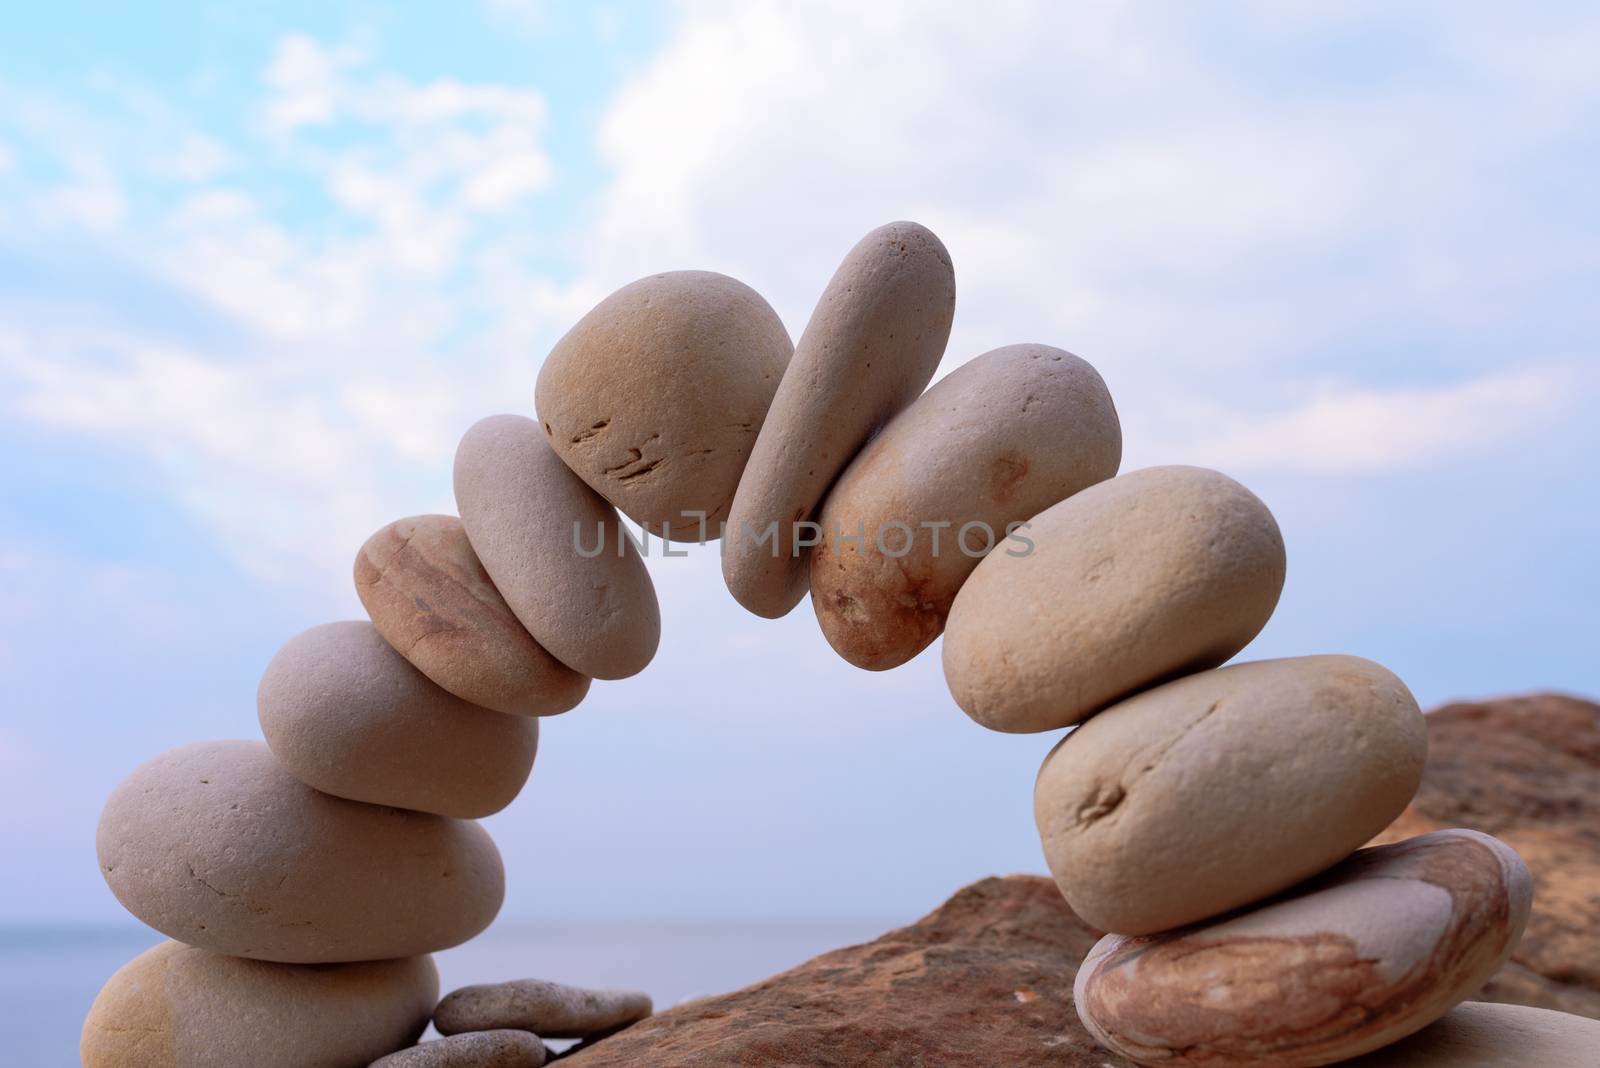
[2,4,1597,601]
[1150,365,1581,474]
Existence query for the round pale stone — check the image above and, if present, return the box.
[811,343,1120,670]
[455,414,660,680]
[723,221,955,619]
[536,271,792,540]
[1341,1002,1600,1067]
[1075,830,1534,1067]
[943,465,1286,733]
[434,978,653,1039]
[370,1030,549,1068]
[355,514,590,716]
[97,740,505,963]
[80,940,436,1068]
[258,620,539,818]
[1035,655,1427,935]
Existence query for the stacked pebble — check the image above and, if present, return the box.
[83,220,1535,1068]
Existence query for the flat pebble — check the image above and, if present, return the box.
[1340,1001,1600,1067]
[259,621,539,818]
[370,1030,548,1068]
[97,740,504,963]
[435,978,652,1040]
[455,414,660,680]
[355,514,589,716]
[1035,655,1427,935]
[1075,829,1533,1067]
[943,464,1286,732]
[723,221,955,618]
[811,343,1120,669]
[80,940,436,1068]
[536,271,792,539]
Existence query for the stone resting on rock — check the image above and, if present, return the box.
[80,220,1576,1067]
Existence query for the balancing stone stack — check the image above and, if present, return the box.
[84,220,1536,1068]
[81,387,671,1059]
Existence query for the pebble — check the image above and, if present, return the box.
[1340,1001,1600,1067]
[536,271,792,539]
[723,221,955,619]
[1035,655,1427,935]
[435,978,653,1039]
[370,1030,549,1068]
[455,414,660,680]
[1074,829,1533,1067]
[80,940,436,1068]
[355,514,590,716]
[258,621,540,818]
[942,464,1285,732]
[810,343,1120,670]
[97,740,504,963]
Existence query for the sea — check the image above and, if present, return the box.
[5,918,889,1067]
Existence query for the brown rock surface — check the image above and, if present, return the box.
[1375,692,1600,1019]
[562,875,1136,1067]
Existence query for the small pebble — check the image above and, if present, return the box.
[369,1030,548,1068]
[435,979,652,1040]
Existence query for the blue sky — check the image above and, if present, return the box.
[1,2,1596,926]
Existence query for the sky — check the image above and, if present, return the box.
[0,1,1596,927]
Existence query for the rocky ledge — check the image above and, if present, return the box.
[1373,691,1600,1019]
[563,874,1118,1067]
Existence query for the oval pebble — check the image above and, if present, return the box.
[1341,1001,1600,1067]
[943,464,1286,732]
[80,940,436,1068]
[1035,655,1427,935]
[435,978,653,1040]
[723,221,955,619]
[455,414,660,680]
[811,343,1120,670]
[1074,829,1533,1068]
[258,621,539,818]
[536,271,792,540]
[371,1030,549,1068]
[355,514,590,716]
[97,740,505,963]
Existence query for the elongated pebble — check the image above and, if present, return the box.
[435,978,653,1039]
[723,221,955,619]
[355,514,589,716]
[455,414,660,680]
[97,740,504,963]
[370,1030,549,1068]
[811,343,1120,669]
[944,465,1285,732]
[1075,830,1533,1067]
[258,621,539,818]
[1035,655,1427,935]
